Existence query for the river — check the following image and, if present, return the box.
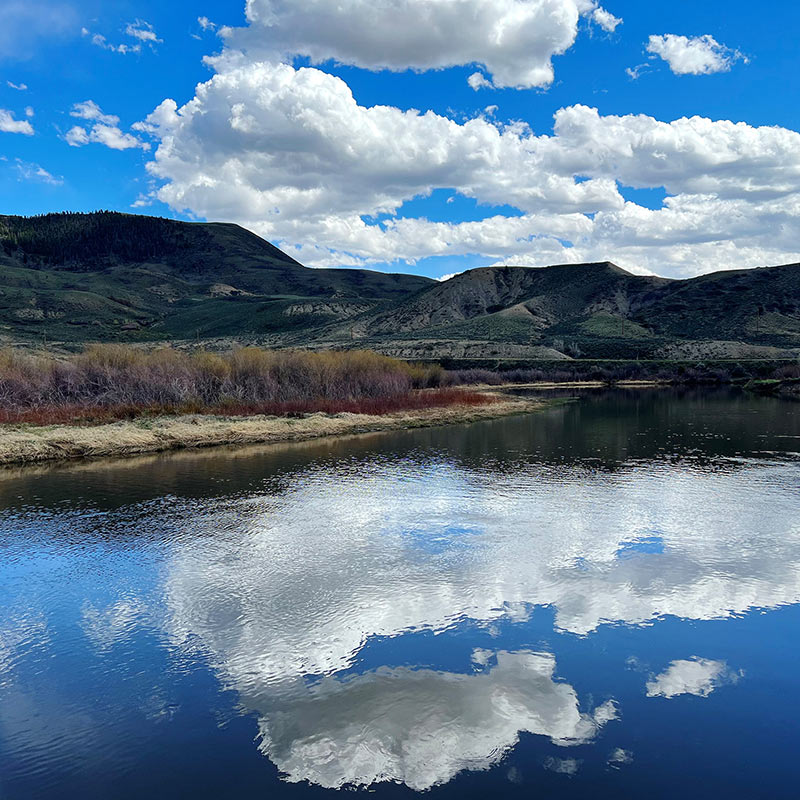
[1,388,799,798]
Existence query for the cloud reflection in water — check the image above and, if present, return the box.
[253,650,616,791]
[157,456,797,788]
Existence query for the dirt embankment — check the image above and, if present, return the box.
[0,393,548,466]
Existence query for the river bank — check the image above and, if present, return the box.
[0,391,549,466]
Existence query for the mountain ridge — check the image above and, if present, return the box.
[1,212,799,361]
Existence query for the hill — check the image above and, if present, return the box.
[341,261,800,360]
[1,212,799,361]
[0,212,433,343]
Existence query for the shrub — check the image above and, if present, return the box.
[0,345,489,424]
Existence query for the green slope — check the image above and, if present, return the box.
[2,212,799,359]
[0,212,433,342]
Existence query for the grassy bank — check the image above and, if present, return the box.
[0,393,545,465]
[0,344,554,465]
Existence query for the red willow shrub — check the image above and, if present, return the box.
[0,346,484,425]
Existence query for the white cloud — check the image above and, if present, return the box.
[646,658,738,698]
[139,55,800,276]
[225,0,622,89]
[131,193,154,208]
[625,63,650,81]
[70,100,119,125]
[646,34,746,76]
[82,19,161,54]
[65,125,89,146]
[198,16,217,31]
[66,101,149,151]
[14,159,62,185]
[85,30,141,55]
[468,71,493,90]
[24,106,33,118]
[0,108,33,135]
[124,19,162,44]
[6,81,27,91]
[592,6,621,32]
[89,124,150,151]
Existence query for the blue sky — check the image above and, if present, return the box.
[2,0,800,278]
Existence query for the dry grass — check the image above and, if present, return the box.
[0,344,549,465]
[0,394,543,466]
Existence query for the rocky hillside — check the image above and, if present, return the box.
[340,261,800,360]
[1,212,799,360]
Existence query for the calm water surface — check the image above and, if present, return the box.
[1,389,799,798]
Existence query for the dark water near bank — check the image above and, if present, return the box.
[1,388,799,799]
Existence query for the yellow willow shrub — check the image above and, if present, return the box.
[0,344,433,410]
[78,342,147,370]
[192,350,231,382]
[229,346,277,379]
[0,347,45,377]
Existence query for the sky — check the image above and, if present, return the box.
[1,0,799,280]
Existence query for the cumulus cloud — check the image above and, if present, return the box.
[0,108,33,135]
[592,6,621,32]
[90,125,149,151]
[254,651,615,790]
[64,125,89,146]
[468,71,493,90]
[6,81,27,91]
[66,101,149,151]
[646,34,746,76]
[139,55,800,275]
[198,16,217,31]
[646,658,739,698]
[224,0,621,89]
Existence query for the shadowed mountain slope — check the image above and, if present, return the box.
[1,212,799,360]
[351,260,800,359]
[0,212,433,342]
[365,263,668,334]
